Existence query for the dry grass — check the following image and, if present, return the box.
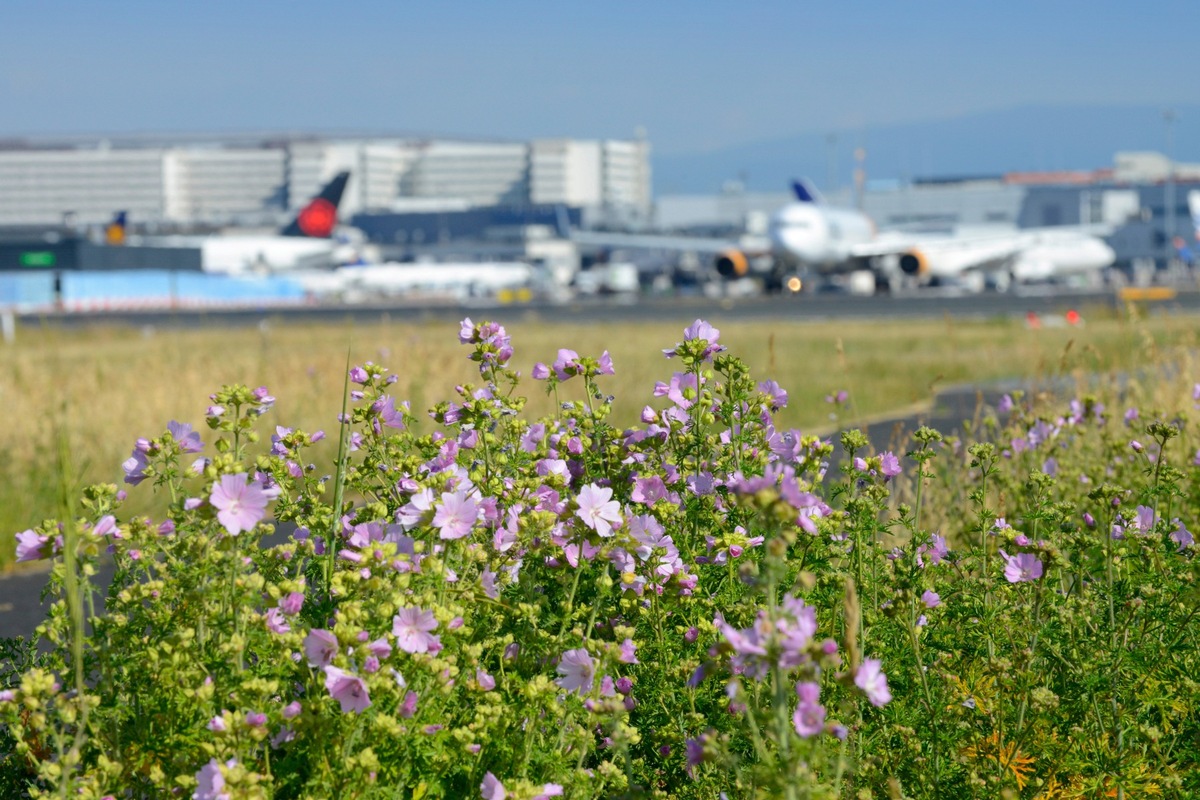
[1,310,1195,567]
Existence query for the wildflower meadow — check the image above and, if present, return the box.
[1,315,1199,798]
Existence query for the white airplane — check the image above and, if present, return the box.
[770,181,1115,290]
[141,172,352,274]
[562,181,1115,292]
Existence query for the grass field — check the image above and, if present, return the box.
[1,308,1195,568]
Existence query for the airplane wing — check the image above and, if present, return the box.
[566,230,746,255]
[846,226,1111,282]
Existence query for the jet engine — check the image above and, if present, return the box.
[898,250,929,277]
[714,250,749,278]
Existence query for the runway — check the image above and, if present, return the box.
[13,287,1200,330]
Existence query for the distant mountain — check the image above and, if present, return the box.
[652,104,1200,195]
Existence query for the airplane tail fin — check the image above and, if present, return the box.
[281,171,351,238]
[554,204,573,239]
[791,179,823,204]
[105,211,127,245]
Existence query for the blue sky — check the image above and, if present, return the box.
[1,1,1193,156]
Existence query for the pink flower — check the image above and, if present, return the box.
[323,665,371,713]
[264,608,290,634]
[999,549,1043,583]
[193,758,234,800]
[792,681,826,737]
[916,533,948,567]
[921,589,941,608]
[15,529,50,563]
[393,606,439,654]
[618,638,638,664]
[855,658,892,707]
[209,473,269,535]
[280,591,305,615]
[551,349,583,381]
[1171,519,1194,552]
[481,772,507,800]
[534,785,565,799]
[556,647,596,695]
[476,669,496,691]
[575,483,622,537]
[167,420,204,453]
[664,319,724,359]
[303,629,338,667]
[433,491,480,540]
[399,690,418,718]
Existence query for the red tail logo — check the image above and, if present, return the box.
[296,198,337,238]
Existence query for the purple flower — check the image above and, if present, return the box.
[167,420,204,453]
[575,483,622,537]
[921,589,941,609]
[997,394,1014,415]
[209,473,269,535]
[280,591,305,616]
[15,529,51,563]
[304,629,338,667]
[533,785,565,800]
[193,758,231,800]
[282,701,302,719]
[916,533,948,568]
[1000,549,1043,583]
[399,690,418,718]
[618,638,638,664]
[597,350,615,375]
[551,349,583,381]
[251,385,275,412]
[433,491,480,540]
[1170,519,1194,552]
[264,608,290,635]
[349,366,369,384]
[244,711,267,728]
[1131,505,1156,535]
[792,681,826,737]
[393,606,439,654]
[323,665,371,713]
[757,379,789,410]
[480,772,507,800]
[531,362,551,380]
[664,319,724,360]
[854,659,892,707]
[476,669,496,691]
[879,451,902,478]
[373,395,406,430]
[122,448,150,485]
[556,648,596,695]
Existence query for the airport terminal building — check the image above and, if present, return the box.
[0,134,652,229]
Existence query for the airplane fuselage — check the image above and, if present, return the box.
[767,203,874,268]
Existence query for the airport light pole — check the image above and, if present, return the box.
[1164,109,1176,255]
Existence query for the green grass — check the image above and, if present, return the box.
[1,310,1196,568]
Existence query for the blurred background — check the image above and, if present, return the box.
[0,0,1197,308]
